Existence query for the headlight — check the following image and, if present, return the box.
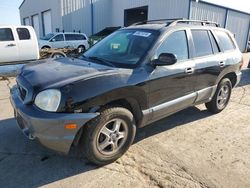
[34,89,61,112]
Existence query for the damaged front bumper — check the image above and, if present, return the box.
[10,86,98,154]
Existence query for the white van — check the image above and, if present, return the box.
[0,26,39,63]
[39,32,89,51]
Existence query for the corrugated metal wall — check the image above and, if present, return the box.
[112,0,149,26]
[191,1,250,51]
[61,0,112,36]
[112,0,189,26]
[226,10,250,51]
[191,1,226,28]
[148,0,189,20]
[20,0,250,51]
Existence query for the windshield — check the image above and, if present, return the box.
[40,33,55,40]
[83,30,158,68]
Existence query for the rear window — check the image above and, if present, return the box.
[191,30,213,57]
[0,28,14,41]
[65,34,75,41]
[214,30,235,51]
[75,34,86,40]
[17,28,31,40]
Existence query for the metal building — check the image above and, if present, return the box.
[19,0,250,51]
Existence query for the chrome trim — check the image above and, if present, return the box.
[152,92,196,113]
[196,85,217,103]
[140,86,218,127]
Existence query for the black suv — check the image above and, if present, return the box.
[11,19,242,165]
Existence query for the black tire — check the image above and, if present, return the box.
[51,52,66,58]
[81,107,136,165]
[205,78,232,114]
[77,45,85,53]
[41,46,51,50]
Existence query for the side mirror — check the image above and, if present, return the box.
[152,53,177,67]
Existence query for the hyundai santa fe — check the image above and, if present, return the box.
[10,19,242,165]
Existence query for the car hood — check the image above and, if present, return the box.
[19,58,120,90]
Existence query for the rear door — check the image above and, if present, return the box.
[0,27,19,63]
[16,27,39,61]
[65,34,78,48]
[190,29,223,103]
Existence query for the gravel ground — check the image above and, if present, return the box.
[0,69,250,188]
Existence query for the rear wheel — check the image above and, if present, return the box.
[81,107,136,165]
[77,45,85,53]
[205,78,232,113]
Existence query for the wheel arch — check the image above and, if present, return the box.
[221,72,237,87]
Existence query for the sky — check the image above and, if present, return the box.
[0,0,249,25]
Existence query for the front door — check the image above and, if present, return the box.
[148,30,196,122]
[50,34,65,49]
[0,27,19,63]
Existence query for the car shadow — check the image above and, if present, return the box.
[0,105,212,187]
[0,118,97,187]
[134,106,211,143]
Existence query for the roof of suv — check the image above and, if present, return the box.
[125,19,222,31]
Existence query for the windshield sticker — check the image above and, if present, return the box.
[111,43,121,50]
[133,31,151,37]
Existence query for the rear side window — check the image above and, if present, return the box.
[214,30,235,51]
[17,28,31,40]
[156,30,189,61]
[75,34,86,40]
[0,28,14,41]
[191,30,213,57]
[65,34,76,41]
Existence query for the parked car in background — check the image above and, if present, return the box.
[0,26,39,64]
[39,32,89,51]
[88,27,121,46]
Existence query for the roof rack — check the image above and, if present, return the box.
[132,18,185,26]
[132,18,220,27]
[169,19,220,27]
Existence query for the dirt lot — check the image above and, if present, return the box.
[0,69,250,188]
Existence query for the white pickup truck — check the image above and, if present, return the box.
[0,26,39,64]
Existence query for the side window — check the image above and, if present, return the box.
[208,31,220,54]
[65,34,76,41]
[16,28,31,40]
[214,30,235,51]
[191,30,213,57]
[156,30,189,61]
[0,28,14,41]
[52,34,64,42]
[76,34,86,40]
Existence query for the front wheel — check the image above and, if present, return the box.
[81,107,136,165]
[205,78,232,114]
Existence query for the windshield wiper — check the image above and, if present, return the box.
[88,56,115,67]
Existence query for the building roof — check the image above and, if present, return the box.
[19,0,26,9]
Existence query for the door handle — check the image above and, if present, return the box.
[219,61,226,67]
[185,67,194,74]
[6,43,16,47]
